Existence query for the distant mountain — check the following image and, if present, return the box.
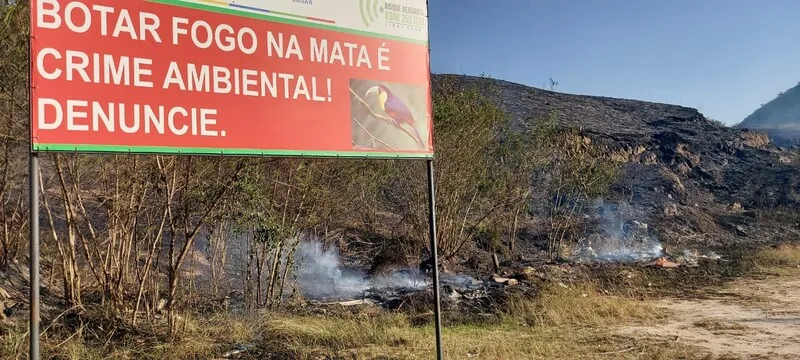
[737,83,800,146]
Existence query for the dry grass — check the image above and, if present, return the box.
[257,283,694,359]
[1,312,260,360]
[749,243,800,276]
[0,324,27,359]
[692,319,752,336]
[8,245,800,359]
[261,312,413,358]
[260,313,701,360]
[505,282,666,327]
[1,283,704,360]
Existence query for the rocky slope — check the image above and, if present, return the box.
[738,82,800,146]
[433,74,800,252]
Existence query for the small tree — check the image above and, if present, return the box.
[368,75,544,266]
[526,124,620,260]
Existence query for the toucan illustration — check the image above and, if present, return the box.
[365,85,425,147]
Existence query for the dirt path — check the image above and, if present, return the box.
[620,275,800,359]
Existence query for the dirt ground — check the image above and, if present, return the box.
[619,275,800,359]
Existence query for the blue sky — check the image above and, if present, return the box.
[428,0,800,125]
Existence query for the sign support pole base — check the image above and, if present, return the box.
[29,151,40,360]
[427,159,443,360]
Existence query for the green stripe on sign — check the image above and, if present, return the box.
[147,0,429,46]
[33,144,434,159]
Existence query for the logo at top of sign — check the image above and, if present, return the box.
[359,0,382,27]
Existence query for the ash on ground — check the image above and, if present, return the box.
[292,241,534,316]
[308,271,539,317]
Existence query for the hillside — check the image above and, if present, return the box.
[738,82,800,146]
[1,72,798,359]
[432,74,800,257]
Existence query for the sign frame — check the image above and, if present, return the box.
[29,0,435,160]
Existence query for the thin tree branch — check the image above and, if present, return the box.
[349,87,425,148]
[352,117,397,150]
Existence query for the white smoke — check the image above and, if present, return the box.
[293,240,431,300]
[574,199,664,263]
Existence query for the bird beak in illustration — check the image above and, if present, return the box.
[365,85,390,114]
[365,85,382,99]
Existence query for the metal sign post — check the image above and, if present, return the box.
[29,151,39,360]
[28,6,41,357]
[427,159,443,360]
[424,3,443,358]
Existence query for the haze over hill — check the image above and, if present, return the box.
[738,82,800,146]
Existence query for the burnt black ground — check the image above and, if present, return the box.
[432,74,800,260]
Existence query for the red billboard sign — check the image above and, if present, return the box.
[30,0,433,158]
